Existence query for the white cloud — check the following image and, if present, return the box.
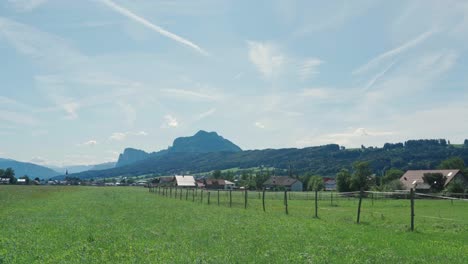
[353,29,436,75]
[78,140,98,147]
[247,41,284,78]
[254,122,266,129]
[97,0,208,55]
[135,131,148,136]
[162,115,178,128]
[299,58,323,80]
[62,102,80,120]
[109,132,127,141]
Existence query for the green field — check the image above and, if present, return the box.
[1,186,467,263]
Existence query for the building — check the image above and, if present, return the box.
[204,179,236,190]
[263,176,303,191]
[323,177,336,191]
[399,169,467,191]
[0,178,10,184]
[174,175,196,188]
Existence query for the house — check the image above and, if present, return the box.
[263,176,303,191]
[204,179,236,190]
[0,178,10,184]
[17,178,27,185]
[174,175,196,188]
[158,176,176,187]
[400,169,467,191]
[323,177,336,191]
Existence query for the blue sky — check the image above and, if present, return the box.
[1,0,467,166]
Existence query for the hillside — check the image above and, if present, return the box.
[63,139,468,180]
[0,158,60,179]
[115,130,241,167]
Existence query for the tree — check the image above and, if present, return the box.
[464,139,468,147]
[438,157,465,170]
[2,168,16,184]
[307,175,324,191]
[446,179,465,194]
[212,170,222,179]
[336,169,351,192]
[19,176,30,185]
[423,173,446,192]
[350,161,372,191]
[382,168,404,185]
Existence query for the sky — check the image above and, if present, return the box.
[0,0,468,167]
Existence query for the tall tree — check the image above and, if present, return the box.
[336,169,351,192]
[423,173,446,192]
[438,157,465,170]
[382,168,404,184]
[307,175,324,191]
[212,170,222,179]
[350,161,372,191]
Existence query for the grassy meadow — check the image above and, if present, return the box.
[0,186,467,263]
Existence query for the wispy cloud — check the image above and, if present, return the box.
[299,58,323,80]
[7,0,47,12]
[362,60,397,92]
[97,0,208,55]
[78,140,98,147]
[247,41,284,79]
[353,30,436,75]
[161,88,222,101]
[109,131,148,141]
[0,110,38,126]
[195,108,216,121]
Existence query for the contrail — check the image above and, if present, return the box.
[97,0,208,55]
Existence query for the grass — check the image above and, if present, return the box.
[1,186,467,263]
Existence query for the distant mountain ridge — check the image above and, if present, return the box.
[115,130,241,167]
[64,138,468,180]
[0,158,60,179]
[48,162,116,174]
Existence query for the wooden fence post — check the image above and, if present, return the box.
[192,189,195,202]
[357,188,363,224]
[208,192,211,205]
[330,191,333,206]
[170,187,172,198]
[410,188,415,231]
[186,189,188,200]
[217,190,220,206]
[244,189,248,209]
[315,190,318,218]
[201,190,204,203]
[284,190,288,215]
[262,189,266,212]
[229,190,232,208]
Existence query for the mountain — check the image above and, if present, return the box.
[49,162,116,174]
[115,130,241,167]
[171,130,242,153]
[63,139,468,180]
[0,158,60,179]
[116,148,152,167]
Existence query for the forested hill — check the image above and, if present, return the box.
[0,158,60,179]
[61,139,468,179]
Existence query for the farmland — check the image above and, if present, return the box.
[1,186,467,263]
